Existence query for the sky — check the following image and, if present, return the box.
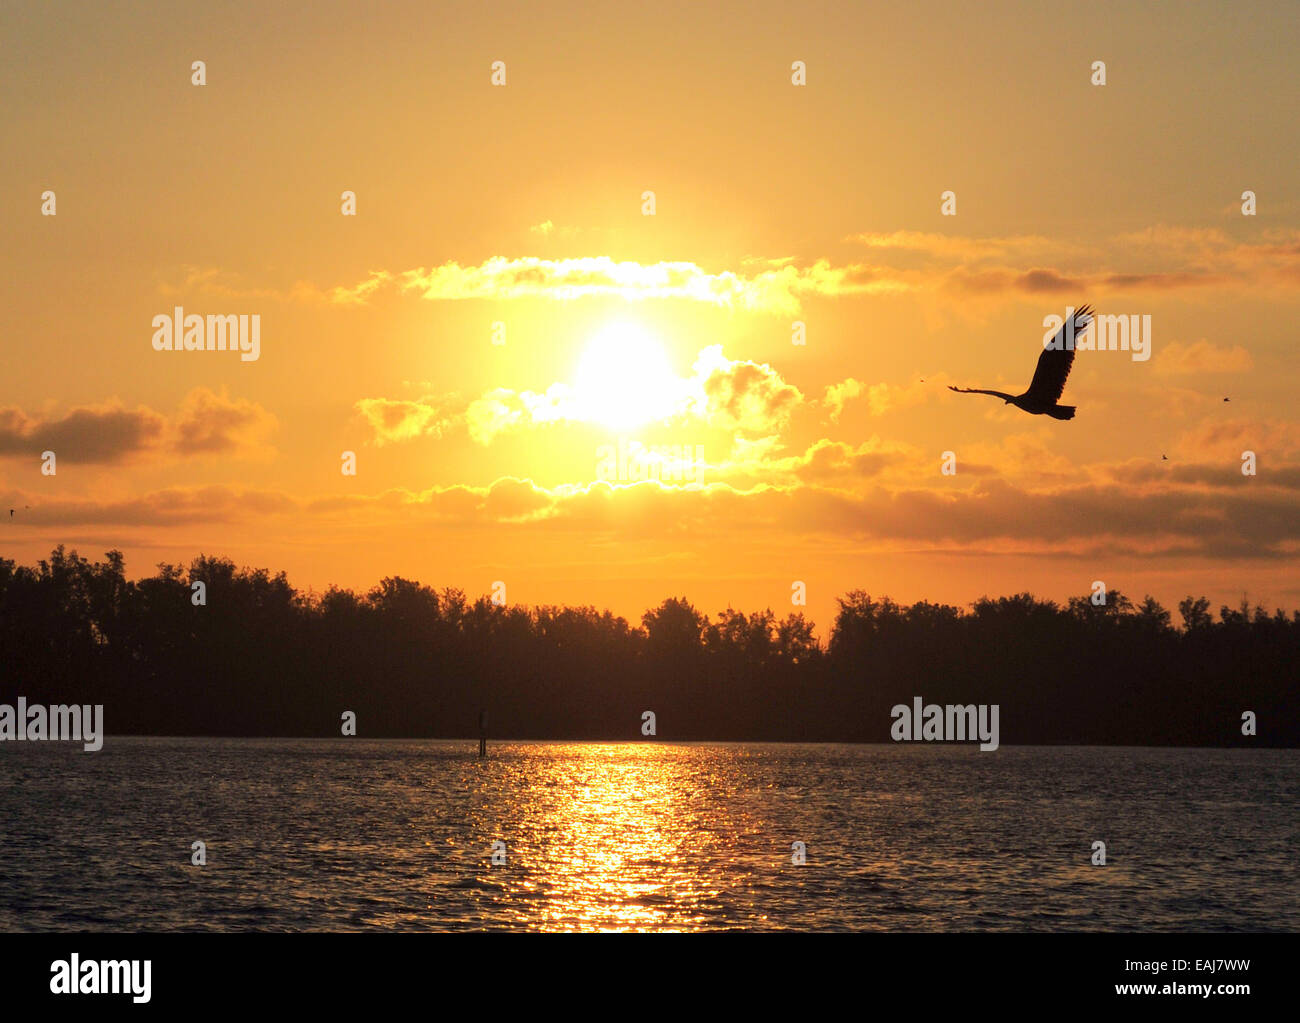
[2,0,1299,637]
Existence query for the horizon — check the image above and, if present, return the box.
[11,733,1298,754]
[5,542,1296,644]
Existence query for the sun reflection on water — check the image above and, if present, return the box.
[466,743,758,931]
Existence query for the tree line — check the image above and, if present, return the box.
[1,546,1295,745]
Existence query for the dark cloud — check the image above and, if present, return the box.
[0,405,166,464]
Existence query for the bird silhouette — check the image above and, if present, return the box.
[1161,454,1168,460]
[1223,397,1230,402]
[949,305,1092,420]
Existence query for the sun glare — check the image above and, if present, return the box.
[574,322,679,429]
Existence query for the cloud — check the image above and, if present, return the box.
[354,397,455,446]
[158,265,326,304]
[314,257,908,315]
[464,385,578,445]
[822,379,864,422]
[847,231,1062,262]
[11,469,1300,561]
[1154,339,1254,376]
[174,388,277,457]
[527,220,585,241]
[163,226,1300,320]
[698,435,913,488]
[821,376,939,421]
[1171,417,1300,463]
[0,391,275,464]
[326,271,394,306]
[689,346,803,434]
[865,379,935,416]
[0,403,166,464]
[858,226,1300,302]
[790,438,908,482]
[1107,459,1300,491]
[1,486,296,526]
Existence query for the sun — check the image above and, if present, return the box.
[574,322,680,429]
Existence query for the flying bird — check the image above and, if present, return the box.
[949,305,1093,420]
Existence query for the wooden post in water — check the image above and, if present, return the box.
[478,709,487,757]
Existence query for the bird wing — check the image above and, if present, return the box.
[1026,304,1091,404]
[948,386,1013,400]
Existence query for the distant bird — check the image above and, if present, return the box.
[1161,454,1168,460]
[1223,397,1230,402]
[949,305,1093,420]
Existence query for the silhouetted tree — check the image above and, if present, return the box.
[0,548,1295,746]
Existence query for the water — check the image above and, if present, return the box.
[0,739,1295,931]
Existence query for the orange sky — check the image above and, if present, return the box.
[3,1,1299,637]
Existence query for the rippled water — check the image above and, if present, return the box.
[0,739,1295,931]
